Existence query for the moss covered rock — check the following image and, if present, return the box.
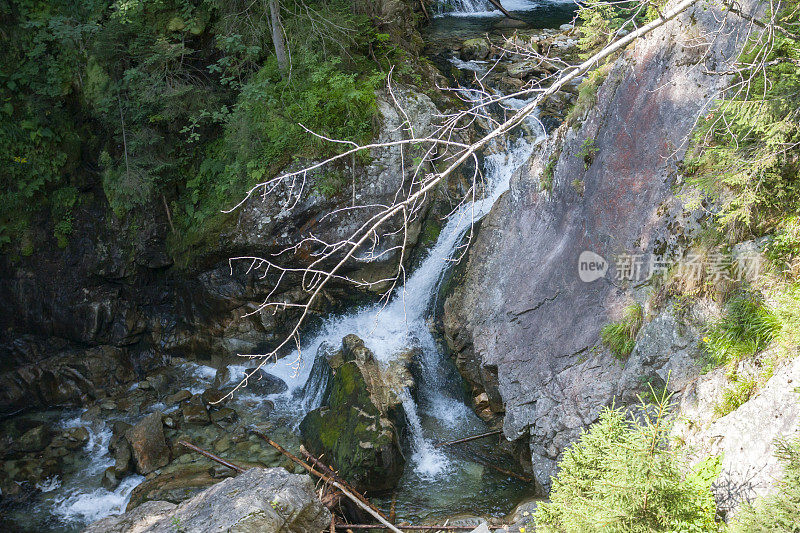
[299,336,406,493]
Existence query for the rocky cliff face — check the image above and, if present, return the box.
[443,0,763,494]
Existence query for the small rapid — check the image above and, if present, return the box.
[437,0,539,16]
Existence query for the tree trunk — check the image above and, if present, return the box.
[268,0,288,75]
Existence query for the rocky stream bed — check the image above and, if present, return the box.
[0,4,589,530]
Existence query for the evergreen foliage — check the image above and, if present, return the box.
[684,2,800,237]
[535,393,722,532]
[731,437,800,532]
[0,0,413,253]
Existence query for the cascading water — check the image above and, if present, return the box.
[439,0,490,14]
[279,115,545,483]
[436,0,540,16]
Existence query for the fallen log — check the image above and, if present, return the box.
[487,0,520,20]
[434,430,503,448]
[177,440,246,474]
[446,447,532,483]
[299,446,390,522]
[249,430,404,533]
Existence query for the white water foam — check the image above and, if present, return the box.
[437,0,540,16]
[277,124,543,477]
[46,417,144,526]
[53,475,144,524]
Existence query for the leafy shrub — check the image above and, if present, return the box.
[535,395,722,532]
[174,50,382,232]
[601,303,643,359]
[702,293,780,368]
[731,437,800,532]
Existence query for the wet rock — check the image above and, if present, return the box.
[208,463,236,479]
[181,395,210,426]
[300,336,406,493]
[145,372,171,392]
[0,345,136,417]
[86,468,330,533]
[209,407,237,424]
[506,60,553,79]
[44,445,69,459]
[200,388,228,406]
[102,465,121,491]
[64,426,90,449]
[460,37,491,61]
[125,412,170,475]
[81,405,102,423]
[212,366,231,389]
[113,442,133,477]
[162,415,178,429]
[506,497,541,525]
[110,421,133,476]
[300,342,335,410]
[166,390,192,405]
[243,369,288,396]
[15,425,51,453]
[492,18,529,30]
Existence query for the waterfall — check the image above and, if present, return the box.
[436,0,538,16]
[438,0,491,14]
[287,113,543,476]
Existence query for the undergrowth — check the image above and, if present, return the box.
[601,302,643,359]
[535,391,722,532]
[731,437,800,531]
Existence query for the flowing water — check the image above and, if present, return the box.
[437,0,540,16]
[1,3,573,528]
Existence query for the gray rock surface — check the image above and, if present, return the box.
[675,354,800,516]
[442,0,759,491]
[84,468,330,533]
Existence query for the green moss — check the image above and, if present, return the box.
[541,152,558,192]
[566,65,610,126]
[419,219,443,247]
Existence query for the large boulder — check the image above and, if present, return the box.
[300,342,335,410]
[299,335,406,493]
[181,395,210,426]
[125,412,170,475]
[14,425,52,453]
[83,467,330,533]
[460,38,491,61]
